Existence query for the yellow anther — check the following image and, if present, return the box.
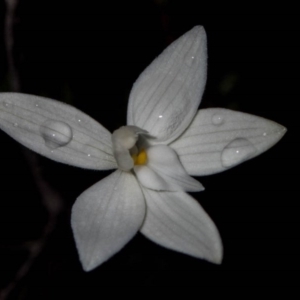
[133,149,147,165]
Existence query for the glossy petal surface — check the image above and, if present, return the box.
[140,188,222,263]
[127,26,207,144]
[171,108,287,176]
[134,145,204,192]
[71,170,145,271]
[0,93,116,170]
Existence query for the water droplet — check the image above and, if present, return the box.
[263,132,267,137]
[78,119,81,123]
[87,153,91,157]
[185,55,195,67]
[212,114,224,125]
[159,115,163,119]
[35,103,39,107]
[3,101,11,108]
[221,138,257,168]
[40,120,73,149]
[13,123,18,127]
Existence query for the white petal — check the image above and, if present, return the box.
[71,170,145,271]
[134,145,204,192]
[127,26,207,144]
[140,188,222,264]
[171,108,287,176]
[134,165,169,191]
[0,93,117,170]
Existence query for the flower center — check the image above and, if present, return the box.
[111,125,148,171]
[132,149,148,165]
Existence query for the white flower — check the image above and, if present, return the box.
[0,26,286,271]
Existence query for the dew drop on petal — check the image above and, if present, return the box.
[83,144,104,159]
[185,55,195,67]
[212,114,224,125]
[221,138,257,168]
[40,120,73,149]
[3,101,12,108]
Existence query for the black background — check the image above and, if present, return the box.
[0,0,298,298]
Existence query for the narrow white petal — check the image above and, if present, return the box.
[127,26,207,144]
[0,93,116,170]
[171,108,287,176]
[71,170,145,271]
[140,188,222,264]
[135,145,204,192]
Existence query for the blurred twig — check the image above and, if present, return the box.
[0,1,64,299]
[4,0,20,92]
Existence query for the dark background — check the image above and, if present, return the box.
[0,0,298,298]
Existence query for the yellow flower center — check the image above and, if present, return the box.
[132,149,148,165]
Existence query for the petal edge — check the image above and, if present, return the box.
[0,93,117,170]
[71,170,145,271]
[140,188,223,264]
[127,26,207,144]
[171,108,287,176]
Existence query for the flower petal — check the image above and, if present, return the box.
[0,93,117,170]
[140,188,222,264]
[71,170,146,271]
[171,108,287,176]
[134,145,204,192]
[127,26,207,144]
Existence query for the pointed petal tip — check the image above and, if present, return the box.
[263,120,287,150]
[188,26,207,46]
[197,224,223,265]
[207,241,223,265]
[191,25,206,35]
[189,180,205,193]
[79,254,110,272]
[187,229,223,265]
[80,257,104,272]
[278,124,287,138]
[209,255,223,265]
[141,189,223,266]
[196,181,205,192]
